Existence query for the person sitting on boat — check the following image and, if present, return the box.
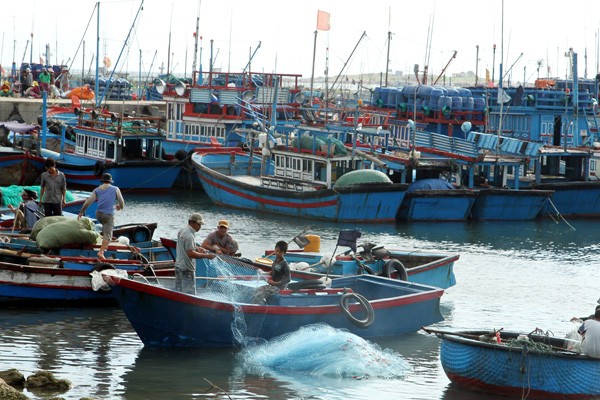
[201,219,239,256]
[0,81,12,97]
[38,68,51,92]
[8,189,40,229]
[174,213,215,295]
[77,173,125,259]
[252,240,291,305]
[577,306,600,358]
[24,81,41,98]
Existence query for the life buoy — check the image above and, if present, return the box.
[130,225,152,243]
[339,292,375,328]
[93,160,106,176]
[382,259,408,281]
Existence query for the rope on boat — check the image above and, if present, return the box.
[545,199,576,231]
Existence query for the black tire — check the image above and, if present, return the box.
[382,259,408,281]
[130,225,152,243]
[174,149,188,161]
[93,262,115,272]
[339,292,375,328]
[93,160,105,176]
[183,150,195,172]
[287,280,326,291]
[357,264,375,275]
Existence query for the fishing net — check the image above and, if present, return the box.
[0,185,75,209]
[236,323,411,379]
[200,256,269,347]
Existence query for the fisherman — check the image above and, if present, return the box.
[201,219,239,256]
[578,305,600,358]
[174,213,215,294]
[7,189,40,229]
[38,68,51,92]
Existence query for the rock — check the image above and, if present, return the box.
[0,369,25,387]
[0,378,29,399]
[25,370,71,393]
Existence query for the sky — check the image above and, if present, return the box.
[4,0,600,85]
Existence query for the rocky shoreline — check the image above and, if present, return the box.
[0,369,96,400]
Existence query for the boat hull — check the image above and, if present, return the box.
[107,274,444,348]
[439,330,600,399]
[397,190,477,221]
[534,182,600,218]
[470,189,553,220]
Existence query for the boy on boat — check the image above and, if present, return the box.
[252,240,291,304]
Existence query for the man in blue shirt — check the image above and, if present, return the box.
[77,173,125,259]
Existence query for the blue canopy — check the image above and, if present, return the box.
[407,179,454,193]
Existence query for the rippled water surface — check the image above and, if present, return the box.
[1,190,599,399]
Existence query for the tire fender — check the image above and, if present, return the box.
[339,292,375,328]
[383,259,408,281]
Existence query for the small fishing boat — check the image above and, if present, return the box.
[0,258,170,306]
[426,328,600,399]
[105,272,445,348]
[254,230,459,289]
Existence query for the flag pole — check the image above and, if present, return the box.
[309,30,317,106]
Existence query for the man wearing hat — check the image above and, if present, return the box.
[202,219,239,256]
[578,306,600,358]
[175,213,216,294]
[77,173,124,259]
[8,189,40,229]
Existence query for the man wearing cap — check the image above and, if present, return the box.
[175,213,215,294]
[77,173,125,259]
[578,306,600,358]
[40,158,67,216]
[8,189,40,229]
[202,219,239,256]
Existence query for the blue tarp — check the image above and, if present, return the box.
[406,179,454,193]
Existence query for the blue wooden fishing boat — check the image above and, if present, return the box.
[253,231,459,289]
[104,272,444,348]
[0,121,46,186]
[40,109,183,191]
[192,133,408,222]
[0,258,170,306]
[427,328,600,399]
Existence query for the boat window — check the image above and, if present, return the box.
[75,133,116,161]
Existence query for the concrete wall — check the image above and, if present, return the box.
[0,98,166,125]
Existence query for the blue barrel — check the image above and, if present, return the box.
[428,87,445,110]
[386,88,400,108]
[373,87,382,104]
[417,85,433,99]
[438,96,452,111]
[473,97,485,111]
[451,96,463,111]
[445,87,459,97]
[465,97,474,111]
[379,88,391,107]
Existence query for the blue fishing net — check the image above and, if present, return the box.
[236,323,411,379]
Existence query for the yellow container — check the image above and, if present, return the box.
[304,234,321,252]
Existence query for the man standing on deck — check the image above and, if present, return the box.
[175,213,215,295]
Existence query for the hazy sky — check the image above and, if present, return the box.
[5,0,600,84]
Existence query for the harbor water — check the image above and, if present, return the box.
[2,190,600,399]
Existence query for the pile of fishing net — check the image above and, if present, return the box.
[0,185,76,209]
[236,323,410,379]
[30,216,99,249]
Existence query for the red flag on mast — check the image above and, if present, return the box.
[316,10,330,31]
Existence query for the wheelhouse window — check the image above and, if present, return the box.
[75,133,116,161]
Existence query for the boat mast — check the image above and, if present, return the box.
[95,2,100,107]
[310,29,317,105]
[385,8,391,87]
[192,0,201,79]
